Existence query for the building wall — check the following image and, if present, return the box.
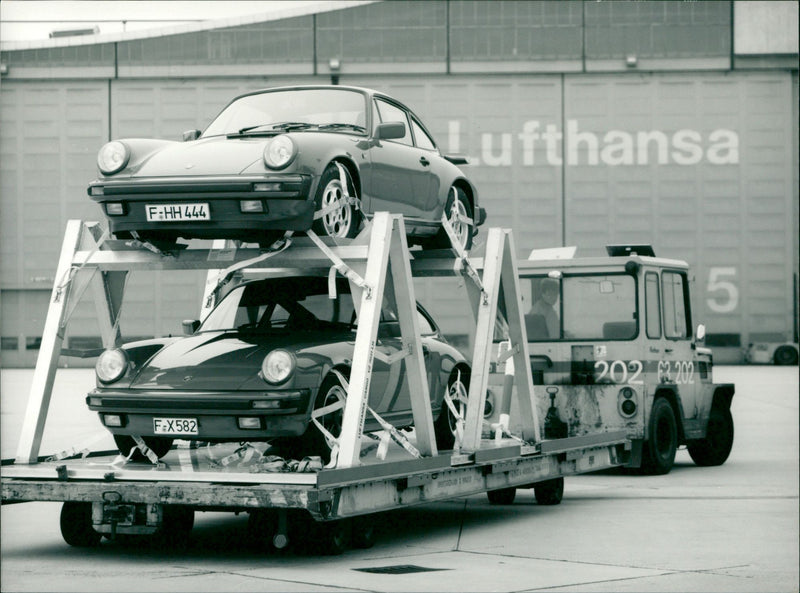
[1,1,797,366]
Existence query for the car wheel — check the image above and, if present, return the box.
[312,164,361,239]
[687,405,734,466]
[434,369,470,451]
[113,435,174,460]
[431,186,473,251]
[640,397,678,475]
[295,372,347,464]
[774,345,798,366]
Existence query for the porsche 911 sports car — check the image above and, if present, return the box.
[88,85,485,251]
[86,275,471,461]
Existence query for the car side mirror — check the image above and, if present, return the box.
[695,323,706,343]
[183,129,201,141]
[182,319,200,335]
[375,121,406,140]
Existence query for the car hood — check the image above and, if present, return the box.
[129,330,350,390]
[131,136,267,177]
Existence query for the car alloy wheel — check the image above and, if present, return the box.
[313,164,361,239]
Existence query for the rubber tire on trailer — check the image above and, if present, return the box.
[113,435,174,460]
[640,397,678,475]
[152,506,194,550]
[434,369,470,451]
[246,510,278,551]
[312,164,361,240]
[60,501,102,547]
[351,515,377,549]
[687,406,734,466]
[774,345,798,366]
[291,511,350,555]
[533,477,564,505]
[487,487,517,505]
[431,186,474,251]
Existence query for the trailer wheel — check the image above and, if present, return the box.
[431,186,473,251]
[113,435,173,460]
[487,487,516,505]
[312,164,361,240]
[351,515,377,549]
[774,345,798,366]
[153,506,194,550]
[60,502,101,547]
[533,477,564,505]
[246,510,278,550]
[292,512,350,555]
[688,406,734,466]
[434,369,470,450]
[640,397,678,475]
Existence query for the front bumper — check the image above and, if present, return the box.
[86,388,313,439]
[88,174,315,240]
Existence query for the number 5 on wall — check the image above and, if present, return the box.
[706,267,739,313]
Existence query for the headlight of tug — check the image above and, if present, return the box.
[261,349,295,384]
[618,386,638,417]
[96,349,128,384]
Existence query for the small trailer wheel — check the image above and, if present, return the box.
[60,502,101,547]
[487,487,516,505]
[533,477,564,505]
[153,506,194,550]
[351,515,377,549]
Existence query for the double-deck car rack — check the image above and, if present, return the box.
[1,213,631,553]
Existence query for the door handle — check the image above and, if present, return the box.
[419,156,430,166]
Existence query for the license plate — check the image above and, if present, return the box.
[153,417,198,435]
[145,203,210,222]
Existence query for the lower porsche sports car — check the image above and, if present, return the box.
[86,275,471,462]
[88,85,485,251]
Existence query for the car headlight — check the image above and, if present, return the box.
[96,349,129,384]
[263,135,296,170]
[261,349,295,384]
[97,141,130,175]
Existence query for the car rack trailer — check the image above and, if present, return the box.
[1,213,631,553]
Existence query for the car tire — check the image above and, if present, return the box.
[687,405,734,466]
[431,185,473,251]
[60,502,101,547]
[774,345,798,366]
[113,435,174,461]
[639,397,678,475]
[312,164,361,240]
[296,372,347,464]
[434,369,470,451]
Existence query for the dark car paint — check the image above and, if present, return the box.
[87,284,467,441]
[88,85,482,242]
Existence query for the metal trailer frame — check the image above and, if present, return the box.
[1,213,631,550]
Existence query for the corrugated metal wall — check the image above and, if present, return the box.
[2,69,796,366]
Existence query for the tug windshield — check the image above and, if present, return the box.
[520,273,638,341]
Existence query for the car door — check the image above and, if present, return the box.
[366,98,435,219]
[658,270,700,431]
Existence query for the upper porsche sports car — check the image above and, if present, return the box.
[88,85,485,251]
[86,275,471,462]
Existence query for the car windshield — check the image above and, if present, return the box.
[495,273,638,342]
[202,88,368,137]
[199,277,357,333]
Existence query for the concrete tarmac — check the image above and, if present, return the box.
[1,366,797,592]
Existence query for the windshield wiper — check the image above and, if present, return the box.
[235,122,316,135]
[318,123,366,133]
